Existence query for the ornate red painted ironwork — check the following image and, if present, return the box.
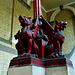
[15,0,67,58]
[9,0,73,68]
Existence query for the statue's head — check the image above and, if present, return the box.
[55,21,67,31]
[19,15,32,27]
[62,22,67,28]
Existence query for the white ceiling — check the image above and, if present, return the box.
[41,0,75,11]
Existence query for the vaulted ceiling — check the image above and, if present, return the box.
[41,0,75,11]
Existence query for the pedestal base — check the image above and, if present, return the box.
[8,56,73,75]
[9,55,73,67]
[8,65,69,75]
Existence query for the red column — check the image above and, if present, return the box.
[34,0,41,18]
